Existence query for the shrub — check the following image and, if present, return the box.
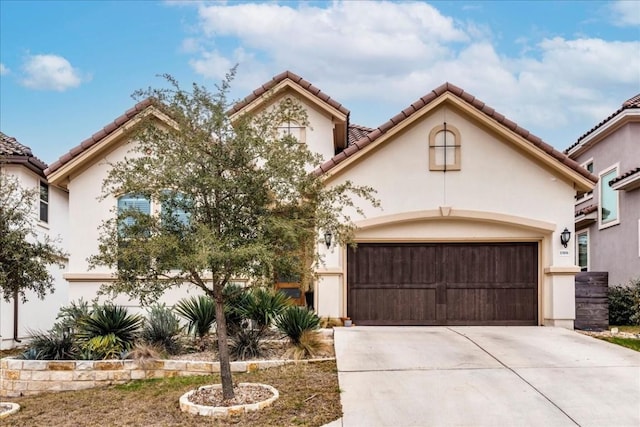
[240,287,291,331]
[77,304,143,359]
[19,329,76,360]
[223,283,252,335]
[55,298,91,335]
[140,304,182,355]
[275,306,320,344]
[125,343,163,368]
[175,295,216,338]
[285,330,328,360]
[229,327,264,360]
[609,278,640,325]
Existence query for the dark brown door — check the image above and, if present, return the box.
[347,243,538,326]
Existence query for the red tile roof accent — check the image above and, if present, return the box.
[45,98,154,176]
[313,82,598,183]
[348,124,374,145]
[0,131,48,173]
[565,93,640,153]
[228,71,350,116]
[575,204,597,217]
[609,167,640,186]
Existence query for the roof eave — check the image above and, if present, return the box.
[566,109,640,158]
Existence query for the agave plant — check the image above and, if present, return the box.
[229,327,264,360]
[239,287,291,331]
[275,305,320,344]
[174,295,216,338]
[20,329,76,360]
[76,304,143,359]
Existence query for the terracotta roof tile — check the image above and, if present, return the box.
[45,98,154,176]
[609,167,640,186]
[228,71,350,117]
[347,124,374,145]
[313,83,598,184]
[575,204,597,217]
[565,93,640,153]
[0,131,48,173]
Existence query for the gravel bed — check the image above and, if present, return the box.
[188,384,274,407]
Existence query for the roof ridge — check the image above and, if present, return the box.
[315,83,597,184]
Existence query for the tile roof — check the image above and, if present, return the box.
[45,98,154,176]
[0,131,48,173]
[348,124,374,145]
[575,204,597,217]
[314,82,598,184]
[565,93,640,153]
[609,167,640,186]
[228,70,350,117]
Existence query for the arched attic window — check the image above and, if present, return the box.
[277,120,306,144]
[429,123,461,171]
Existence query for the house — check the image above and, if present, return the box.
[45,71,596,329]
[565,95,640,288]
[0,132,69,349]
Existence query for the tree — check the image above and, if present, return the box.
[0,169,67,303]
[89,70,378,399]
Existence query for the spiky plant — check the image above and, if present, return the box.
[275,305,320,344]
[223,283,252,336]
[285,329,329,360]
[140,304,182,354]
[240,287,292,331]
[229,327,265,360]
[77,304,143,359]
[20,329,76,360]
[174,295,216,338]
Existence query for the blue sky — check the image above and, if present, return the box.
[1,0,639,164]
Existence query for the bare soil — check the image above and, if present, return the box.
[188,383,274,407]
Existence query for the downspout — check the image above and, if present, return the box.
[13,290,21,343]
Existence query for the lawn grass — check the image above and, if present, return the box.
[3,360,341,427]
[611,325,640,334]
[599,336,640,352]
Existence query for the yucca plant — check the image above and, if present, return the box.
[229,327,265,360]
[77,304,143,359]
[20,329,76,360]
[223,283,252,336]
[275,305,320,344]
[140,304,183,354]
[174,295,216,338]
[284,329,328,360]
[240,287,292,331]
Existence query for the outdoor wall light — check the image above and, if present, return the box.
[324,230,333,249]
[560,227,571,248]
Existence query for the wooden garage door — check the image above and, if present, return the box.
[347,243,538,326]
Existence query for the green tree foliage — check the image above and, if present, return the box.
[0,170,67,302]
[89,70,378,399]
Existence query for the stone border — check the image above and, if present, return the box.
[0,402,20,418]
[0,357,335,398]
[179,383,279,417]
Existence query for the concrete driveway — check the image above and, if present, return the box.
[331,327,640,427]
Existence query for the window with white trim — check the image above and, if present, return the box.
[39,182,49,223]
[576,231,589,272]
[575,159,593,203]
[117,194,151,234]
[429,123,461,171]
[599,164,619,228]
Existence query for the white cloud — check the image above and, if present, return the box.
[21,54,88,91]
[179,1,640,148]
[0,63,9,75]
[610,0,640,27]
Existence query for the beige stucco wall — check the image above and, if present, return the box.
[0,165,69,349]
[316,104,579,327]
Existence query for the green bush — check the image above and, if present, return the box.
[54,299,91,335]
[275,306,320,344]
[175,295,216,338]
[229,327,264,360]
[223,284,252,336]
[77,304,143,359]
[240,287,291,331]
[19,329,76,360]
[609,278,640,325]
[140,304,182,355]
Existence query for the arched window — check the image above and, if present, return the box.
[429,123,461,171]
[277,120,306,144]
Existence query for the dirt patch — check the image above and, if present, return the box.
[189,384,274,407]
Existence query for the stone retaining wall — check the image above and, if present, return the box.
[0,357,335,398]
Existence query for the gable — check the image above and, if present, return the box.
[318,84,597,194]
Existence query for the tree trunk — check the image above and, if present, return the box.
[214,288,234,400]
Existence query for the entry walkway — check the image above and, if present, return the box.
[328,326,640,427]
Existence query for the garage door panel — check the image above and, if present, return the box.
[348,243,538,326]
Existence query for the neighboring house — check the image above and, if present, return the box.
[566,95,640,288]
[45,71,596,329]
[0,132,69,350]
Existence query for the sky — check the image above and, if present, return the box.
[1,0,639,165]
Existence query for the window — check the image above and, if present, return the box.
[277,121,306,144]
[599,165,619,228]
[117,194,151,233]
[429,123,461,171]
[576,231,588,271]
[575,159,594,203]
[39,182,49,223]
[160,192,191,230]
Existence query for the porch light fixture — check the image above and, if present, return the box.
[324,230,333,249]
[560,227,571,248]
